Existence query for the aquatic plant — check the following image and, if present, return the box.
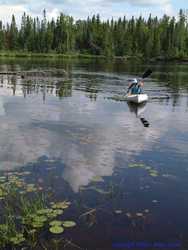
[49,220,63,227]
[128,162,159,177]
[91,175,104,183]
[0,212,24,247]
[0,171,76,248]
[49,225,64,234]
[62,221,76,228]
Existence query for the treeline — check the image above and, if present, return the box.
[0,9,188,59]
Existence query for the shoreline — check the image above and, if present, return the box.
[0,52,187,63]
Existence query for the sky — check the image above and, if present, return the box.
[0,0,187,24]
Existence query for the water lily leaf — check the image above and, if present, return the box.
[10,234,25,245]
[49,220,62,226]
[62,221,76,228]
[59,203,70,209]
[53,209,63,215]
[149,170,159,177]
[52,201,70,209]
[37,208,53,215]
[91,176,104,183]
[128,163,145,168]
[49,226,64,234]
[145,166,152,170]
[28,214,37,219]
[33,215,47,223]
[31,222,44,228]
[46,211,57,219]
[149,173,158,177]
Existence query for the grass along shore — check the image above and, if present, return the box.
[0,51,187,62]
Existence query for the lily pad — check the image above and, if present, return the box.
[52,201,70,209]
[46,211,58,219]
[128,163,145,168]
[10,234,25,245]
[62,221,76,228]
[144,167,151,170]
[37,208,53,215]
[149,170,159,177]
[53,209,63,215]
[91,176,104,183]
[49,226,64,234]
[149,173,158,177]
[31,222,44,228]
[33,215,47,223]
[49,220,62,226]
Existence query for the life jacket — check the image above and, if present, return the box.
[131,84,142,94]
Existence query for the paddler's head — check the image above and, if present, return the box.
[131,78,138,84]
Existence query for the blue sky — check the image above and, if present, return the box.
[0,0,187,23]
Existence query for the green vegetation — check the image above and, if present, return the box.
[128,162,159,177]
[0,9,188,60]
[0,171,76,248]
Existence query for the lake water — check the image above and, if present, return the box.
[0,58,188,250]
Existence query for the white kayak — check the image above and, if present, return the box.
[125,94,148,104]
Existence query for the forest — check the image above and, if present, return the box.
[0,9,188,59]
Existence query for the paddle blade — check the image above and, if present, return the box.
[142,69,152,79]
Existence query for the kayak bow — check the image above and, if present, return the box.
[125,94,148,104]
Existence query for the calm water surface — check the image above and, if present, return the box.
[0,58,188,249]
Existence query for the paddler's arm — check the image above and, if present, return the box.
[126,82,135,94]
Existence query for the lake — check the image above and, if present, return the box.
[0,58,188,250]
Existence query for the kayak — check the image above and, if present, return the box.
[125,94,148,104]
[107,94,169,103]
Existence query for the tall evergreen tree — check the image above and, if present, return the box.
[0,9,187,59]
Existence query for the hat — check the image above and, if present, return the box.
[131,78,138,84]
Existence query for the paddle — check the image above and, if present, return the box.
[126,69,152,94]
[142,69,152,79]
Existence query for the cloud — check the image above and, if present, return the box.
[117,0,170,6]
[0,0,175,27]
[0,4,26,23]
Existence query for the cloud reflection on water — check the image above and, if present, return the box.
[0,71,187,192]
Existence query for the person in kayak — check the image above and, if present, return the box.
[127,78,144,95]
